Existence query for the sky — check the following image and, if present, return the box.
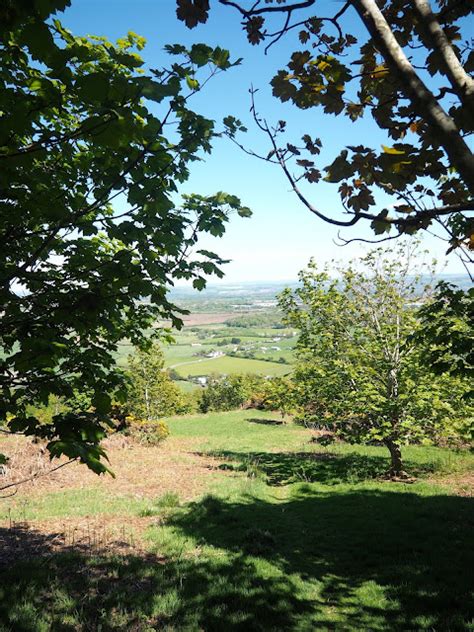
[61,0,470,282]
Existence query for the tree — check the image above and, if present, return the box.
[261,376,296,419]
[279,244,470,477]
[128,343,191,419]
[0,0,250,474]
[199,373,266,412]
[414,281,473,400]
[178,0,473,265]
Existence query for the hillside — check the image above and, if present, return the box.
[1,410,473,630]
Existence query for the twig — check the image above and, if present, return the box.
[0,458,77,494]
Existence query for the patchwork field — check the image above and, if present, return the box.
[1,410,473,630]
[116,312,296,382]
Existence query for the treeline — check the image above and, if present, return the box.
[225,313,286,329]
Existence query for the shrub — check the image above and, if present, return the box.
[123,415,170,445]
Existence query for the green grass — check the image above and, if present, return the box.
[1,409,473,631]
[176,355,292,377]
[166,409,305,453]
[173,379,200,393]
[2,488,148,523]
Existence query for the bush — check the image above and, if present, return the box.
[123,415,170,445]
[198,374,297,415]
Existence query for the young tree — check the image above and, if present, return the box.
[0,0,250,474]
[128,343,191,420]
[279,244,470,477]
[261,376,296,420]
[178,0,473,262]
[199,373,266,412]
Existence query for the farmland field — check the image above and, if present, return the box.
[115,289,298,382]
[1,410,473,630]
[173,355,291,377]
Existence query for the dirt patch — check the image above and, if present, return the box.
[0,435,221,501]
[181,312,235,326]
[429,472,474,497]
[0,434,225,564]
[161,312,235,327]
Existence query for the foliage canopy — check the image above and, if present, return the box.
[0,0,249,474]
[178,0,474,263]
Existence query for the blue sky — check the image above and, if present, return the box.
[62,0,468,281]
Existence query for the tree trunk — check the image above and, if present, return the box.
[385,439,407,479]
[144,384,151,421]
[412,0,474,113]
[353,0,474,193]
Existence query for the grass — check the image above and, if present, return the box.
[1,409,473,631]
[1,488,148,523]
[173,379,200,393]
[176,355,291,377]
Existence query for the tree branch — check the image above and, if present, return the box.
[352,0,474,193]
[412,0,474,113]
[0,458,77,494]
[220,0,316,17]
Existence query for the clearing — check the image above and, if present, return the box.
[1,410,473,630]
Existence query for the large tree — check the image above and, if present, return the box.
[178,0,473,267]
[279,244,470,477]
[0,0,249,475]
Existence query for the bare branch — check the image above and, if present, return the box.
[0,458,77,494]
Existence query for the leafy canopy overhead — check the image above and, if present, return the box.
[414,281,474,381]
[178,0,474,265]
[0,0,249,474]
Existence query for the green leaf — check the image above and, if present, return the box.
[92,392,112,414]
[193,277,206,290]
[189,43,212,66]
[136,77,180,102]
[19,20,57,61]
[75,72,109,102]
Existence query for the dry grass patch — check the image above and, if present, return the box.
[0,434,223,501]
[0,433,234,562]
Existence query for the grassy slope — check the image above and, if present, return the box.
[1,410,473,631]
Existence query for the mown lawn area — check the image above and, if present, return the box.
[0,410,473,631]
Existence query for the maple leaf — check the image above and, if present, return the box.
[245,17,265,45]
[176,0,209,29]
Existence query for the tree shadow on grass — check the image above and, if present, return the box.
[246,417,285,426]
[168,489,474,630]
[1,489,473,630]
[0,525,312,631]
[212,450,440,485]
